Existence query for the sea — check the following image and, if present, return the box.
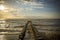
[0,19,60,40]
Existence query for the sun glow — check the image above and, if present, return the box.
[0,5,5,10]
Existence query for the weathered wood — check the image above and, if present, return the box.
[18,21,43,40]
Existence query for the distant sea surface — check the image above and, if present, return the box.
[0,19,60,40]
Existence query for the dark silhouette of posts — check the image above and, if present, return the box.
[18,21,31,40]
[18,21,44,40]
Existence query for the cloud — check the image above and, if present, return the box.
[29,8,33,11]
[0,6,25,19]
[10,8,24,17]
[0,0,5,3]
[23,0,44,8]
[16,0,44,11]
[24,0,36,2]
[31,2,44,8]
[17,7,24,12]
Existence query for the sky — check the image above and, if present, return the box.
[0,0,60,19]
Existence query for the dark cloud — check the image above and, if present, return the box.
[24,0,31,1]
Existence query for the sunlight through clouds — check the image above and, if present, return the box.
[0,6,25,19]
[0,0,59,19]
